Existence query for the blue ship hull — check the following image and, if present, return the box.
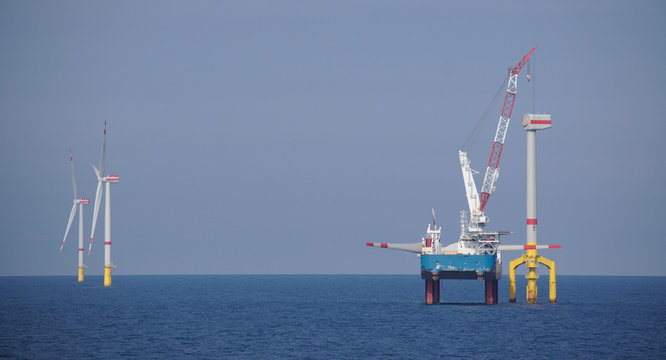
[420,254,500,280]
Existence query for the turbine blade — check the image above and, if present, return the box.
[365,242,422,253]
[70,149,77,199]
[60,203,77,253]
[92,164,100,179]
[497,244,562,251]
[431,208,436,227]
[99,122,106,176]
[88,180,103,255]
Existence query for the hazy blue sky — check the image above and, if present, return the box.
[1,1,664,276]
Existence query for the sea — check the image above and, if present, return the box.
[1,275,664,359]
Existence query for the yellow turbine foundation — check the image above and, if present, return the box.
[104,266,112,287]
[509,242,557,303]
[539,256,557,303]
[78,267,84,282]
[525,243,539,303]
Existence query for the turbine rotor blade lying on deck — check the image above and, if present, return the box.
[366,242,422,253]
[497,244,561,251]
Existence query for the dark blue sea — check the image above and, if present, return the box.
[1,275,664,359]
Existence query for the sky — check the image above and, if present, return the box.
[1,1,665,276]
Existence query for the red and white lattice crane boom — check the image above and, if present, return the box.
[478,47,537,213]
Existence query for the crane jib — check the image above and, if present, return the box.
[512,47,537,75]
[478,47,537,212]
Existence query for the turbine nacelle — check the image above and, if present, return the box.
[92,164,119,183]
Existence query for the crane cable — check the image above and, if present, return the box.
[528,54,535,113]
[461,71,510,152]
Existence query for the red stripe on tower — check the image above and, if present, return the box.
[526,219,537,225]
[104,242,111,245]
[79,248,84,251]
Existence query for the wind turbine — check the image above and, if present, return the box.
[88,121,119,286]
[59,149,89,282]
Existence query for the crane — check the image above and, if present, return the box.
[478,47,537,213]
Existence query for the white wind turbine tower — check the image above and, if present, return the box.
[88,121,119,287]
[59,149,89,282]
